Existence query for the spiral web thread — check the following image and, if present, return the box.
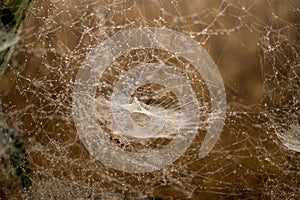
[0,0,299,199]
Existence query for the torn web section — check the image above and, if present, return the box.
[111,63,198,139]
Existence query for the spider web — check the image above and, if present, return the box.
[0,0,299,199]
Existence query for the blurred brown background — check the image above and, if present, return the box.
[0,0,299,199]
